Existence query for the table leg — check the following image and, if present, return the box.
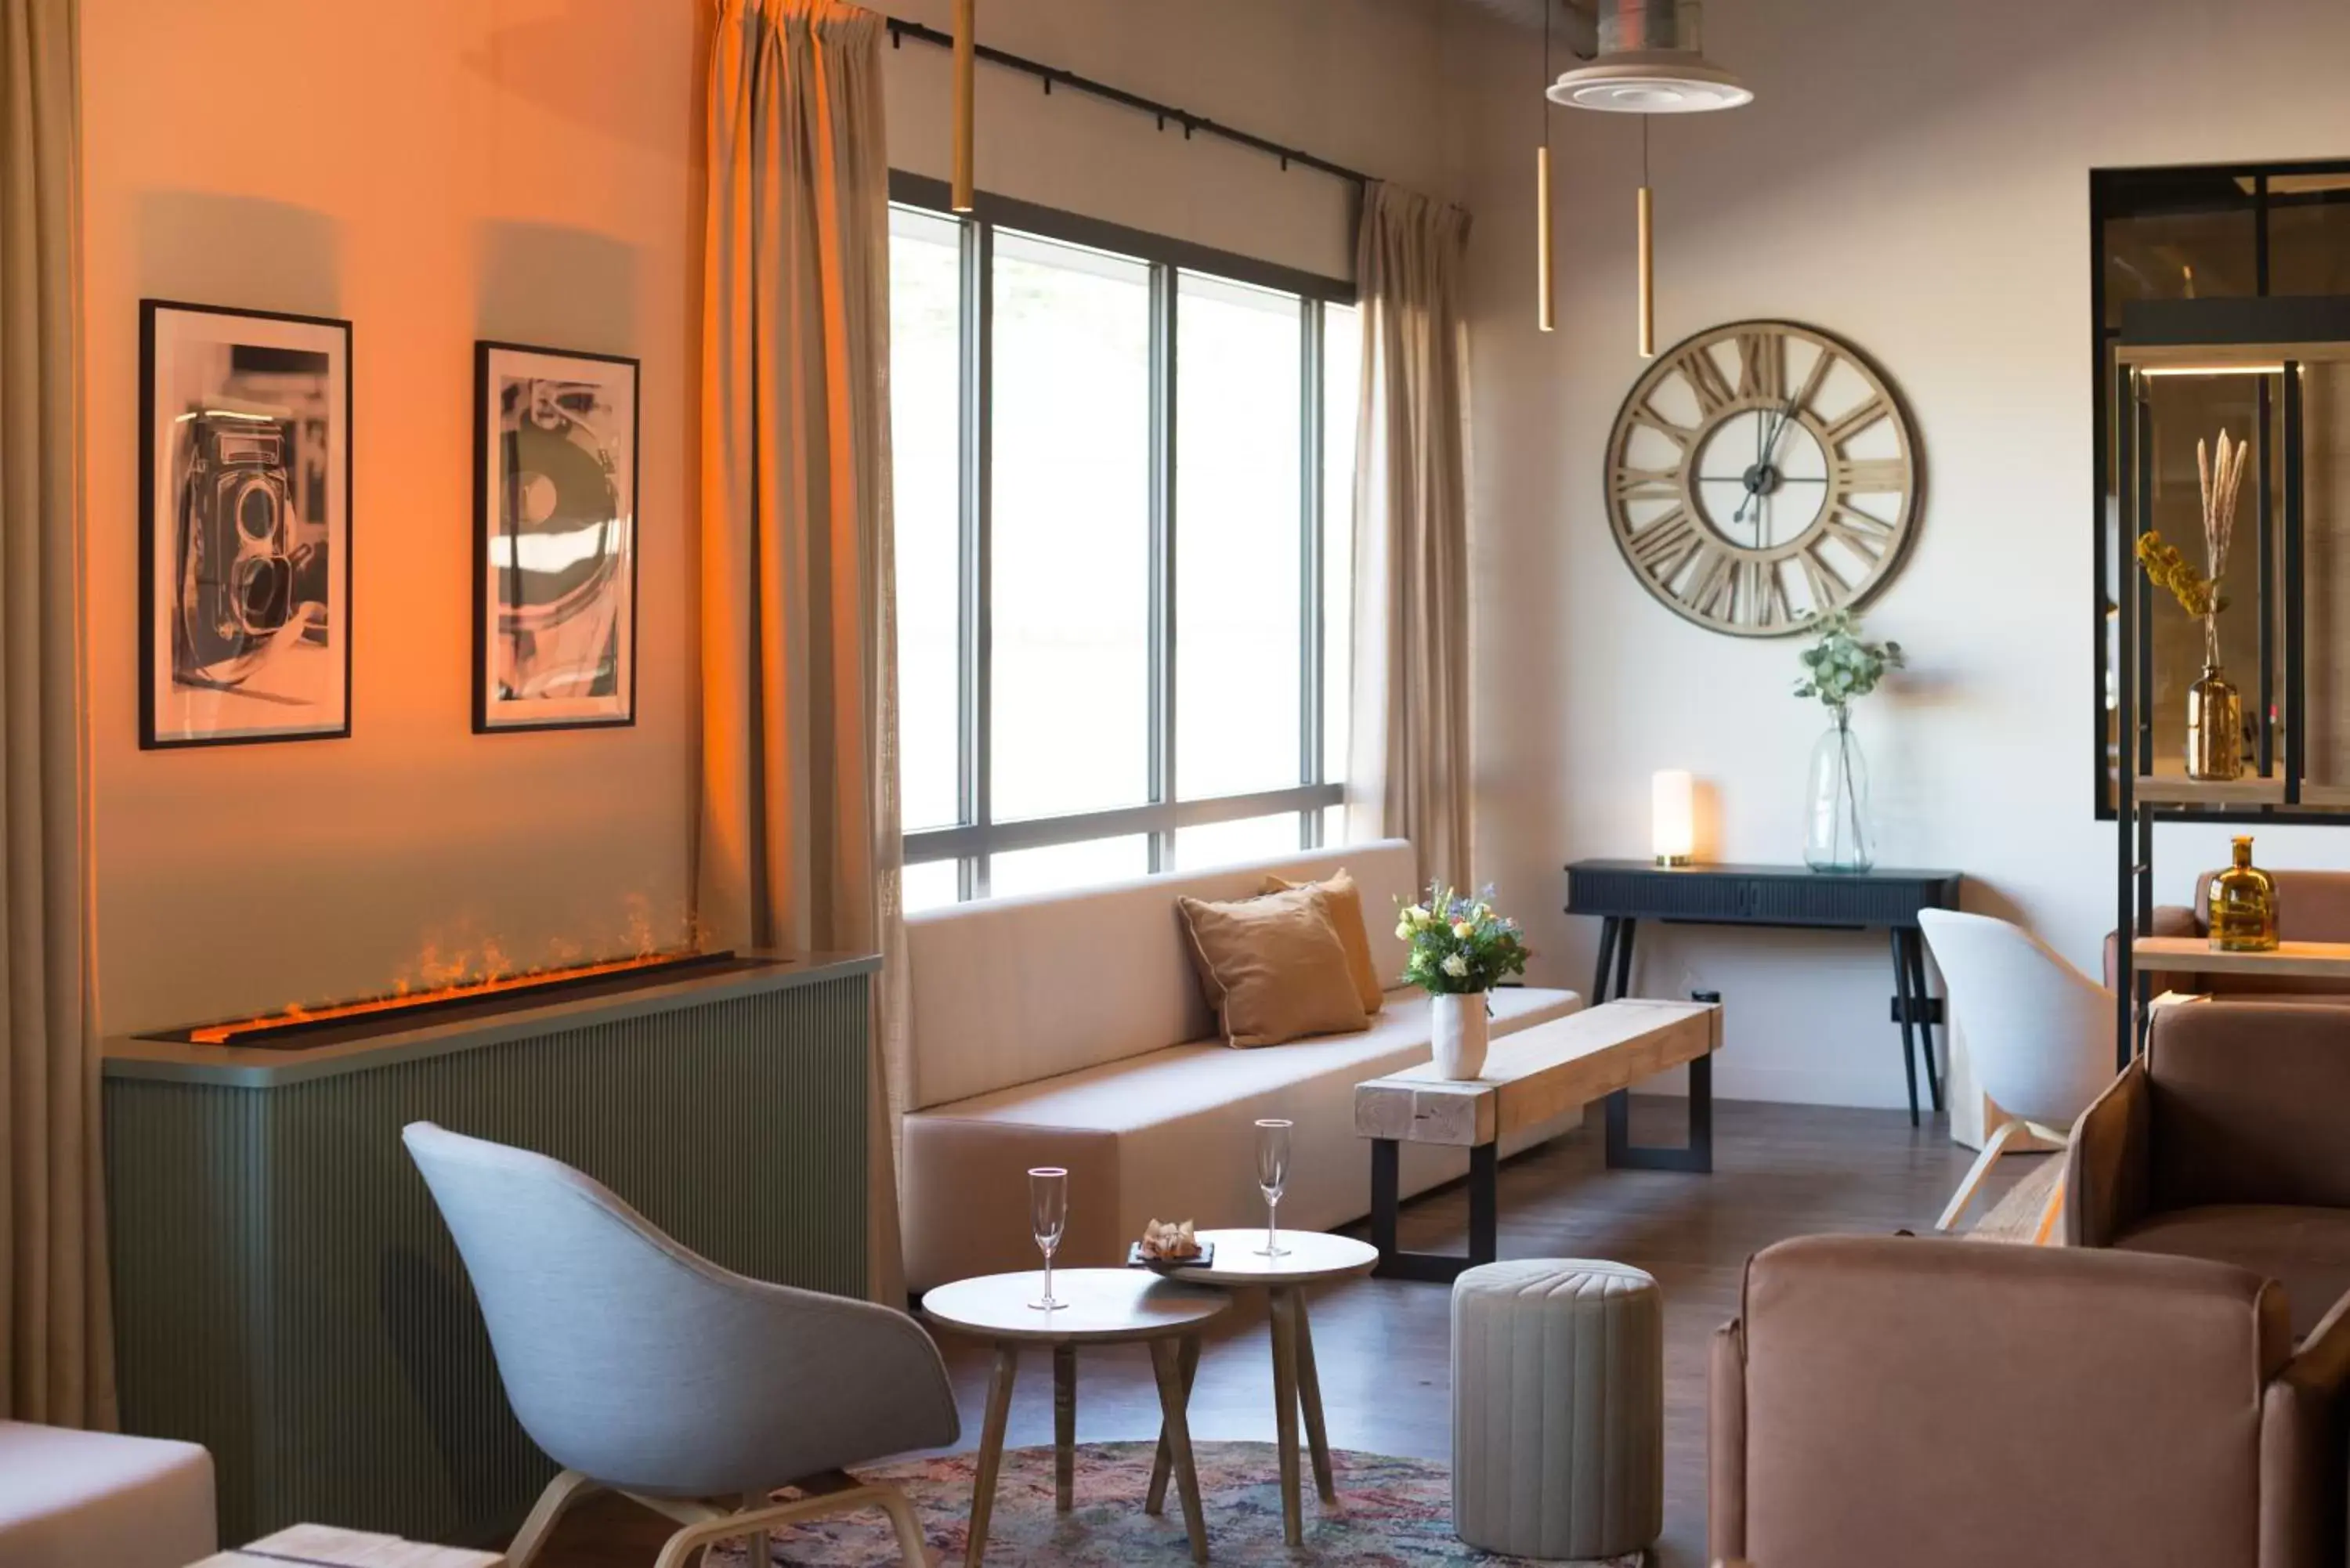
[1289,1287,1336,1504]
[1613,916,1639,1002]
[1906,927,1944,1113]
[965,1343,1019,1568]
[1590,916,1620,1006]
[1369,1136,1400,1267]
[1467,1140,1499,1266]
[1150,1336,1211,1563]
[1053,1342,1076,1513]
[1890,927,1922,1128]
[1144,1334,1200,1516]
[1268,1292,1305,1547]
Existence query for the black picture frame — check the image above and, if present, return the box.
[139,298,354,749]
[471,340,642,734]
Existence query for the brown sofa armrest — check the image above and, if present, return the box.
[1708,1320,1746,1567]
[2106,904,2204,995]
[2261,1287,2350,1568]
[2066,1057,2151,1247]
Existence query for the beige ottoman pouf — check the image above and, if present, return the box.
[1451,1259,1662,1563]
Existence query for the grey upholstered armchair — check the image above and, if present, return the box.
[403,1122,959,1568]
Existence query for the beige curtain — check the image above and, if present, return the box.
[700,0,907,1305]
[1348,182,1475,892]
[1,0,112,1427]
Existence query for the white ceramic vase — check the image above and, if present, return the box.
[1431,992,1490,1080]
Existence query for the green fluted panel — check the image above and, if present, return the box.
[105,974,869,1547]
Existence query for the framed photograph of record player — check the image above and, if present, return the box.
[139,299,352,748]
[472,341,639,732]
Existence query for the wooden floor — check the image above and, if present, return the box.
[535,1095,2040,1567]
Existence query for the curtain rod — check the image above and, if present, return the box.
[882,16,1376,189]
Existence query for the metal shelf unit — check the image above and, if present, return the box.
[2113,296,2350,1068]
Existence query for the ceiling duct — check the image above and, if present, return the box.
[1455,0,1599,55]
[1546,0,1751,113]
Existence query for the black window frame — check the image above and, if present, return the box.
[888,171,1361,898]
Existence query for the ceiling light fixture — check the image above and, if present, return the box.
[1546,0,1752,113]
[1547,2,1751,358]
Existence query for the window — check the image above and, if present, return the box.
[887,176,1359,901]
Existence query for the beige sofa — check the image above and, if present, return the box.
[899,840,1584,1291]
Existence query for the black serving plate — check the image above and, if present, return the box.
[1127,1239,1214,1272]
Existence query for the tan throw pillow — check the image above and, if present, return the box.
[1262,869,1386,1014]
[1177,887,1372,1049]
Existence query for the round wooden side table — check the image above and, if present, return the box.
[920,1267,1232,1566]
[1158,1228,1379,1546]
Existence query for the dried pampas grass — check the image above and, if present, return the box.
[2200,428,2250,589]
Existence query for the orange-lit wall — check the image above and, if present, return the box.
[77,0,1465,1036]
[81,1,707,1034]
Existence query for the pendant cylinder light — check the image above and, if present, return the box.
[1538,146,1556,334]
[1636,181,1654,358]
[951,0,976,211]
[1547,0,1748,359]
[1536,0,1555,332]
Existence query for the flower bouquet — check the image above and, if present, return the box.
[1396,887,1530,1079]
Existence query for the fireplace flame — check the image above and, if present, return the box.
[185,949,710,1046]
[184,899,715,1047]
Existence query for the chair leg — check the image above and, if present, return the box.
[638,1484,923,1568]
[1936,1118,2023,1231]
[874,1483,931,1567]
[2032,1172,2068,1246]
[743,1488,771,1568]
[504,1469,603,1568]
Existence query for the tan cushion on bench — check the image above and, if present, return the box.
[1177,885,1370,1048]
[1262,868,1388,1014]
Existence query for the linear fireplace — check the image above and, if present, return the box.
[142,948,751,1048]
[103,949,878,1546]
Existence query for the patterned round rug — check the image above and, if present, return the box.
[708,1441,1640,1566]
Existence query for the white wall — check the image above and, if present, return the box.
[879,0,1468,282]
[1453,0,2350,1107]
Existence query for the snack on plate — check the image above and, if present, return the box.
[1139,1218,1202,1260]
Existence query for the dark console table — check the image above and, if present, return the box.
[1564,860,1963,1125]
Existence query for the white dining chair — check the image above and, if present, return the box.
[404,1122,957,1568]
[1918,909,2120,1233]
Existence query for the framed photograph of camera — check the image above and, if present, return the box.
[139,300,352,749]
[472,341,639,733]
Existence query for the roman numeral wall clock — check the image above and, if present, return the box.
[1604,320,1922,637]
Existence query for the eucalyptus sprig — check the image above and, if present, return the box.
[1792,609,1904,720]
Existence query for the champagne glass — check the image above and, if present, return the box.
[1029,1166,1068,1311]
[1255,1119,1293,1257]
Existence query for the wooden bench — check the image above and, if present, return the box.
[1353,996,1724,1281]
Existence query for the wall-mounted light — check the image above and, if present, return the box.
[1652,768,1695,868]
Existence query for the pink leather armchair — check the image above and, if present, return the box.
[1711,1234,2350,1568]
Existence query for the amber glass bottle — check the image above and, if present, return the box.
[2208,836,2280,952]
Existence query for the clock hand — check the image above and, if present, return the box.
[1735,407,1774,527]
[1762,396,1797,464]
[1737,399,1801,529]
